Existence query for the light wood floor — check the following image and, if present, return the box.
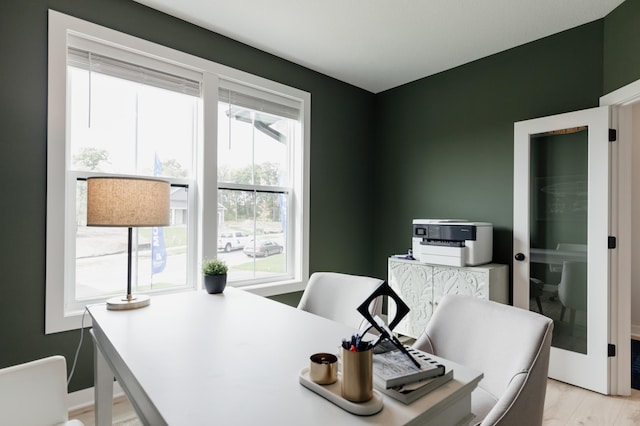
[544,380,640,425]
[70,380,640,425]
[70,396,141,426]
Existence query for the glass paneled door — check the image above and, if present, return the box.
[513,106,611,394]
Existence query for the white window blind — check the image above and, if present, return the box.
[218,82,300,120]
[68,47,201,97]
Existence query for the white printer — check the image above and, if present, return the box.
[412,219,493,267]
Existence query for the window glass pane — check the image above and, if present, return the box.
[75,180,189,300]
[68,66,197,178]
[217,189,287,282]
[217,97,291,186]
[68,53,198,305]
[217,86,297,287]
[529,128,588,355]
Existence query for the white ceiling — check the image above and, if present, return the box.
[133,0,625,94]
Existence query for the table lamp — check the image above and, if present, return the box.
[87,176,170,310]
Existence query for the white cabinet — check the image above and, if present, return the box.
[388,258,509,339]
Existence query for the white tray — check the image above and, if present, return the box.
[299,367,384,416]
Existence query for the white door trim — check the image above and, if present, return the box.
[601,79,640,106]
[600,78,640,396]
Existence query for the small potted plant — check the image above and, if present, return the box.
[202,258,228,294]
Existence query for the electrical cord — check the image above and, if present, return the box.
[67,306,90,386]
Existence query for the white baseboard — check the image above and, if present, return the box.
[67,382,125,412]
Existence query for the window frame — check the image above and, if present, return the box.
[46,10,310,333]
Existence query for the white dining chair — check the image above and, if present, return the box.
[297,272,384,331]
[0,355,84,426]
[558,260,587,327]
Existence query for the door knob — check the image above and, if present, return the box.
[514,253,525,261]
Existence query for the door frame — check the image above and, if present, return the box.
[600,78,640,396]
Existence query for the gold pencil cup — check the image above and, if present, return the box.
[340,347,373,402]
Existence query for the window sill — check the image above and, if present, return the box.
[238,279,306,297]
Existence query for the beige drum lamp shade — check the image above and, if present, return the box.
[87,176,170,227]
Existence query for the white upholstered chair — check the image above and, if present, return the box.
[297,272,384,331]
[0,355,84,426]
[550,243,587,273]
[412,295,553,426]
[558,260,587,327]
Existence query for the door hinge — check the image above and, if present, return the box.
[608,236,617,249]
[608,344,616,357]
[609,129,617,142]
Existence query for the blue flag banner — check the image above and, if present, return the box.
[152,153,167,275]
[152,226,167,275]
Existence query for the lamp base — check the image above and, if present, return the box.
[106,294,151,310]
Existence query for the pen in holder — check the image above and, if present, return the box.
[341,346,373,402]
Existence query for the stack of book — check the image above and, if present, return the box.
[372,342,454,404]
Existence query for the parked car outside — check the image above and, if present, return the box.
[243,240,283,257]
[218,231,252,252]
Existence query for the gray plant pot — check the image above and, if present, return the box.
[204,274,227,294]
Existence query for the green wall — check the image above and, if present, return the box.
[0,0,375,392]
[603,0,640,94]
[2,0,640,396]
[371,0,640,301]
[371,21,604,283]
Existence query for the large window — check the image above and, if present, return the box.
[46,11,310,333]
[216,84,301,285]
[67,46,199,313]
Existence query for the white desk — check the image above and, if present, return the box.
[529,248,587,265]
[89,288,482,425]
